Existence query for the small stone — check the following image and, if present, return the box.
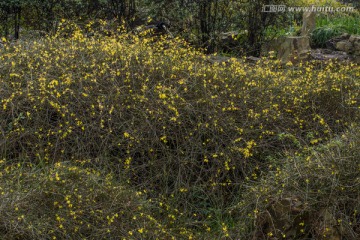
[349,35,360,43]
[336,41,353,53]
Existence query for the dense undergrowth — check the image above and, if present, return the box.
[0,23,359,239]
[234,126,360,239]
[0,160,181,239]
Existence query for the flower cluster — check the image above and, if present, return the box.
[0,20,359,238]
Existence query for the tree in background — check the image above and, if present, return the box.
[142,0,289,55]
[106,0,136,24]
[0,0,355,56]
[0,0,23,39]
[0,0,290,53]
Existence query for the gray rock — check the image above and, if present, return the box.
[311,49,350,61]
[336,41,353,53]
[206,55,231,64]
[351,37,360,54]
[246,56,261,62]
[349,35,360,43]
[218,30,247,52]
[278,36,311,63]
[301,11,317,36]
[325,33,350,50]
[353,56,360,64]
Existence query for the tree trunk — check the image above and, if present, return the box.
[198,0,218,53]
[247,0,269,56]
[14,6,21,39]
[4,10,9,37]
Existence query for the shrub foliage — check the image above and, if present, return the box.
[0,23,359,238]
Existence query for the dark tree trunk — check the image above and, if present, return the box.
[4,10,9,37]
[129,0,136,19]
[14,6,21,39]
[198,0,218,53]
[247,0,272,56]
[108,0,136,23]
[42,4,55,32]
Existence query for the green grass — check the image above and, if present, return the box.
[311,11,360,47]
[316,12,360,35]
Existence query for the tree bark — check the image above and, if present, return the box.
[14,6,21,39]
